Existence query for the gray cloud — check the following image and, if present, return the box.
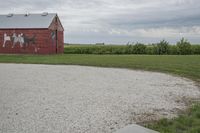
[0,0,200,44]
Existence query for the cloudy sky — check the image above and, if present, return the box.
[1,0,200,44]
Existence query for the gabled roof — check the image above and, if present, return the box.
[0,13,57,29]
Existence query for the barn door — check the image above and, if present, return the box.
[56,30,58,53]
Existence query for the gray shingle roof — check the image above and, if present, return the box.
[0,13,57,29]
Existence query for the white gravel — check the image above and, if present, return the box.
[0,63,199,133]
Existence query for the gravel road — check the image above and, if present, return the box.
[0,63,199,133]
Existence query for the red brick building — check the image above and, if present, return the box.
[0,13,64,54]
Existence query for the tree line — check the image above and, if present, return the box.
[64,38,200,55]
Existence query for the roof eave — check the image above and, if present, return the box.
[0,28,49,30]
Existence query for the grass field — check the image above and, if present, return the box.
[0,54,199,82]
[0,54,200,132]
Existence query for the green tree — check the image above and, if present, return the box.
[177,38,192,55]
[156,40,170,55]
[133,43,146,54]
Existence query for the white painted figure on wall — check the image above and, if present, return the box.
[3,33,11,47]
[23,34,36,47]
[12,33,24,48]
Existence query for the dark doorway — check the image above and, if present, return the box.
[56,30,58,53]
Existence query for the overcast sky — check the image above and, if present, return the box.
[0,0,200,44]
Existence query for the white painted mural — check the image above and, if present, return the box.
[2,33,36,49]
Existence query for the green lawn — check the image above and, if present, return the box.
[0,54,199,82]
[0,54,200,133]
[147,104,200,133]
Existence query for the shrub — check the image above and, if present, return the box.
[191,45,200,55]
[125,44,133,54]
[132,43,146,54]
[149,43,160,55]
[177,38,192,55]
[169,45,178,55]
[145,45,155,55]
[156,40,170,55]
